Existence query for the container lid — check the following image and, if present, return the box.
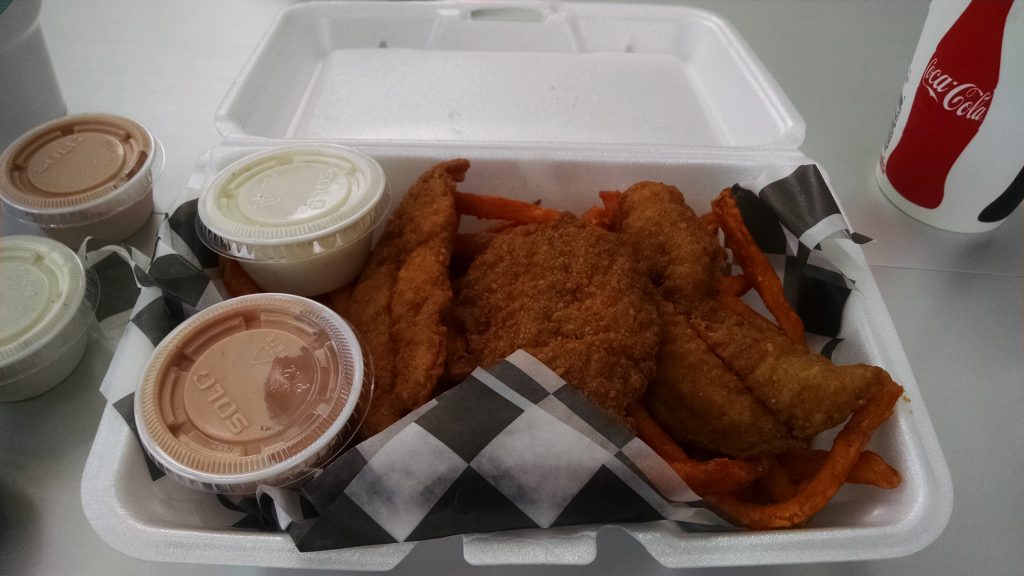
[0,113,160,228]
[215,2,804,150]
[0,235,97,386]
[135,293,368,494]
[197,144,388,262]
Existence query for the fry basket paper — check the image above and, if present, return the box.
[86,162,870,549]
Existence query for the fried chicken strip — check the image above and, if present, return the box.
[610,181,725,315]
[691,301,887,439]
[348,159,467,437]
[645,307,804,458]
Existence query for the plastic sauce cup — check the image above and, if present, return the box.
[0,113,161,248]
[197,145,389,296]
[135,293,372,494]
[0,235,97,401]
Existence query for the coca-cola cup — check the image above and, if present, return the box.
[877,0,1024,233]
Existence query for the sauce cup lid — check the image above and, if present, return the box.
[0,113,161,228]
[197,144,388,262]
[0,235,97,388]
[135,293,369,494]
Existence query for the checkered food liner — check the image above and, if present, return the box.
[284,350,730,550]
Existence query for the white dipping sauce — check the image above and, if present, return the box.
[0,235,96,401]
[197,145,388,296]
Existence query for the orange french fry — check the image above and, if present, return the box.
[581,191,624,229]
[700,211,719,234]
[715,293,772,326]
[760,456,799,503]
[627,403,768,497]
[581,205,610,228]
[707,379,904,529]
[716,274,752,297]
[598,190,623,221]
[712,188,805,346]
[327,282,355,318]
[220,256,261,298]
[778,449,901,490]
[454,191,560,224]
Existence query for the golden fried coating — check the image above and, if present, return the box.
[611,181,725,315]
[645,308,804,458]
[456,216,660,418]
[348,159,467,436]
[691,301,887,439]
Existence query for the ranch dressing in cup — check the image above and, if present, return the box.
[0,235,97,401]
[197,144,388,296]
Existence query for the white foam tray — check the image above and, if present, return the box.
[82,143,952,570]
[81,1,951,570]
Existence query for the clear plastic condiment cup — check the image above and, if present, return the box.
[134,293,372,494]
[197,144,389,296]
[0,113,162,248]
[0,235,98,401]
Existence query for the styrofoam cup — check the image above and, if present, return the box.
[197,144,389,296]
[0,0,66,150]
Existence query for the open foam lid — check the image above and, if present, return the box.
[215,1,805,151]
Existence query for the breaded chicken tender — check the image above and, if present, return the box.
[611,181,725,315]
[613,181,883,453]
[348,159,467,436]
[456,216,660,418]
[645,308,804,458]
[691,302,887,439]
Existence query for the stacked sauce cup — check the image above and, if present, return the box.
[133,143,388,493]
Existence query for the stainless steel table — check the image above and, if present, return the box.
[2,1,1021,574]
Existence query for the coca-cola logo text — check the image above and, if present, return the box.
[921,58,992,122]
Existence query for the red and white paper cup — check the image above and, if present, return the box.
[877,0,1024,233]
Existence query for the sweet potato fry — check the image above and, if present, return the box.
[700,211,719,234]
[712,188,805,345]
[454,191,560,224]
[220,256,261,298]
[581,205,609,228]
[627,403,768,497]
[707,379,903,529]
[327,282,355,318]
[581,191,624,229]
[760,456,799,503]
[599,190,623,221]
[778,449,901,489]
[715,293,770,325]
[716,274,752,297]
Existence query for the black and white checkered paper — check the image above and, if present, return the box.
[287,350,729,550]
[87,162,873,548]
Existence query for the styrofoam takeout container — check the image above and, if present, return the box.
[81,1,951,570]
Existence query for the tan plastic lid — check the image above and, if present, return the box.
[135,293,367,493]
[0,113,158,227]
